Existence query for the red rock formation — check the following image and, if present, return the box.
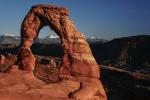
[16,4,107,100]
[17,47,35,70]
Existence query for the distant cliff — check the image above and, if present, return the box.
[91,35,150,67]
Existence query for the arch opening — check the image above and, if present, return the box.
[32,26,63,82]
[32,26,63,58]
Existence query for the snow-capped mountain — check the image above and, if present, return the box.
[36,34,60,44]
[0,33,20,44]
[45,34,59,39]
[2,33,16,37]
[86,36,108,43]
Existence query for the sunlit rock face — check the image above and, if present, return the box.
[16,4,107,100]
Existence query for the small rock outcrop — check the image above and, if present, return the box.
[0,54,5,64]
[15,4,106,100]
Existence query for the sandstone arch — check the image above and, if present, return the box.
[18,4,100,78]
[17,4,107,100]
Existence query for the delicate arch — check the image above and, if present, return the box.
[18,4,100,78]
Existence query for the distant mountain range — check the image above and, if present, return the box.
[1,34,150,68]
[0,34,20,44]
[0,34,107,44]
